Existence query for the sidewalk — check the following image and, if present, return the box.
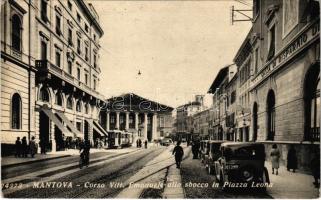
[116,144,190,198]
[163,165,185,198]
[1,146,139,168]
[265,161,320,199]
[1,154,70,168]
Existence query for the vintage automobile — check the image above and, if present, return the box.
[213,142,270,190]
[205,140,224,175]
[160,138,173,146]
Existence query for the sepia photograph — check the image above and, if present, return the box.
[0,0,320,198]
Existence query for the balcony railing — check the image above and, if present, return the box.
[36,60,63,75]
[36,59,104,100]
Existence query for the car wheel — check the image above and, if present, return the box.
[238,166,255,182]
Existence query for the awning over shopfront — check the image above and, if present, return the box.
[55,112,83,138]
[41,108,73,137]
[93,120,108,137]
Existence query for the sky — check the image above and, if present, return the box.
[90,0,252,108]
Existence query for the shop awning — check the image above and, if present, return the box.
[93,120,108,137]
[41,108,73,137]
[55,112,83,138]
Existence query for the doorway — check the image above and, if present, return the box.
[39,111,51,152]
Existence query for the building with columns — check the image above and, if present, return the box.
[1,0,107,155]
[100,93,174,143]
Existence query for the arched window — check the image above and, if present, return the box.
[267,90,275,141]
[67,96,73,110]
[76,101,82,112]
[55,92,63,106]
[304,64,320,141]
[252,102,258,141]
[40,87,49,102]
[12,15,22,52]
[12,93,21,129]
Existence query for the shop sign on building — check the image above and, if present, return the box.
[251,20,320,89]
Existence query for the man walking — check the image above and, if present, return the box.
[29,136,38,158]
[15,137,21,157]
[172,141,184,168]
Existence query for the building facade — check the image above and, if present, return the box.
[248,0,320,170]
[233,31,253,142]
[1,0,106,155]
[208,65,237,141]
[192,108,211,139]
[206,0,320,171]
[1,0,35,155]
[175,95,204,141]
[101,93,174,143]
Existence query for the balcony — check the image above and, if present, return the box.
[36,60,104,100]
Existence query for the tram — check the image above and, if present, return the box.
[107,130,133,148]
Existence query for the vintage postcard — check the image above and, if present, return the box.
[1,0,320,199]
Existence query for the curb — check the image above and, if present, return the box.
[2,155,71,169]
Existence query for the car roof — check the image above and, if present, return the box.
[221,142,264,148]
[208,140,224,144]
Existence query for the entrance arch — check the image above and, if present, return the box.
[39,111,51,152]
[267,90,275,141]
[252,102,258,141]
[304,63,320,141]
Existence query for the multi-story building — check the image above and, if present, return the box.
[208,64,236,140]
[1,0,35,155]
[247,0,319,170]
[1,0,106,155]
[192,108,211,139]
[175,95,204,141]
[224,64,238,141]
[233,31,253,142]
[100,93,173,144]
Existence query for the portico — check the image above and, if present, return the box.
[102,93,173,142]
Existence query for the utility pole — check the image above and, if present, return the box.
[230,5,252,25]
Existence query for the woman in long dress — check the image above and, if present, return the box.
[270,144,280,175]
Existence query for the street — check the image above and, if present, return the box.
[3,145,317,198]
[2,147,165,198]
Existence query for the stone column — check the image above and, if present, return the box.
[50,121,56,152]
[144,113,148,141]
[125,112,129,130]
[135,112,139,131]
[116,112,120,130]
[152,113,158,140]
[106,112,110,131]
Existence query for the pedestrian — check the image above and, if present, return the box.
[172,141,184,169]
[191,141,198,159]
[144,140,148,149]
[29,136,38,158]
[15,137,22,157]
[287,145,297,173]
[270,144,280,175]
[21,136,28,158]
[136,139,139,148]
[138,139,142,148]
[310,149,320,188]
[40,139,46,154]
